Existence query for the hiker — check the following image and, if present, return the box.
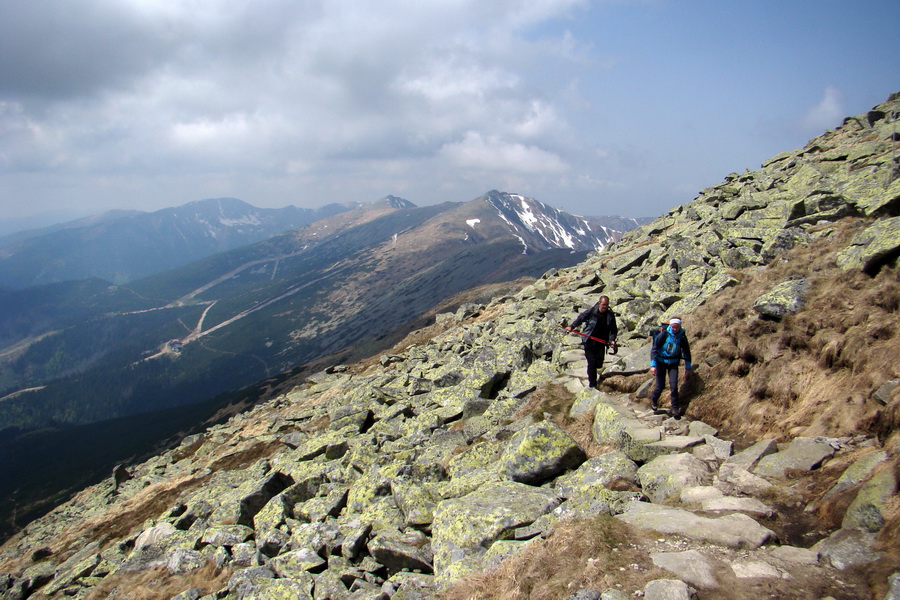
[566,295,618,388]
[649,317,692,418]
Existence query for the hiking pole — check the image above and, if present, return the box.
[557,325,618,354]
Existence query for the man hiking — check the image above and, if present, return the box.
[566,295,618,389]
[649,317,692,418]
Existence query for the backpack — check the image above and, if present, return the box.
[657,329,684,365]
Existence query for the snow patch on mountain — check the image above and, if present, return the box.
[219,214,262,227]
[484,191,611,253]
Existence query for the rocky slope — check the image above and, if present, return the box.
[0,94,898,600]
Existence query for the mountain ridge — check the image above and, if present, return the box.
[0,197,354,289]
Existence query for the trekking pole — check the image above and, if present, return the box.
[557,325,618,354]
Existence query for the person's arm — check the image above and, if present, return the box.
[682,335,692,375]
[569,307,590,330]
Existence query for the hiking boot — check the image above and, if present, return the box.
[650,398,658,412]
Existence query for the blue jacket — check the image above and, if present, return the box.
[650,325,692,370]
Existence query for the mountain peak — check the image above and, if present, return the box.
[376,195,416,209]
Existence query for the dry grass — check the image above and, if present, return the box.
[83,561,232,600]
[682,218,900,443]
[440,516,661,600]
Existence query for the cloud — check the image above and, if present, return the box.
[439,131,569,174]
[802,86,845,132]
[0,0,589,205]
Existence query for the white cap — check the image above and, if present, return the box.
[670,318,682,325]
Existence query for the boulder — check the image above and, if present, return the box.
[637,453,714,503]
[754,437,835,478]
[753,278,809,319]
[836,216,900,273]
[501,421,587,485]
[431,481,560,584]
[842,466,898,532]
[616,502,774,549]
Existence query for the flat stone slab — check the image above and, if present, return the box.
[767,545,819,565]
[715,464,773,496]
[724,439,778,471]
[650,550,718,589]
[616,502,775,549]
[731,559,781,579]
[701,496,774,517]
[680,486,724,505]
[754,437,835,478]
[644,435,705,453]
[643,579,693,600]
[812,528,883,569]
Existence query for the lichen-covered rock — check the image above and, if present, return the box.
[554,450,640,498]
[501,421,587,485]
[637,453,714,503]
[823,450,888,501]
[836,216,900,273]
[753,278,810,320]
[754,437,835,478]
[367,529,433,575]
[431,481,560,584]
[842,466,898,532]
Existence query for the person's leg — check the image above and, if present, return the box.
[668,365,681,416]
[650,365,666,410]
[584,345,599,388]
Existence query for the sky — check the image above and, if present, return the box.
[1,0,898,230]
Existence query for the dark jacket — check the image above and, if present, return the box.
[650,325,692,369]
[571,304,617,345]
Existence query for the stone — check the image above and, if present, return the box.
[270,548,327,578]
[643,579,694,600]
[367,529,433,575]
[715,464,773,496]
[637,453,714,503]
[842,466,898,532]
[836,216,900,273]
[553,451,639,497]
[822,450,888,501]
[616,502,774,549]
[702,435,733,460]
[768,545,819,565]
[873,380,900,405]
[885,571,900,600]
[753,278,810,319]
[723,439,778,471]
[501,421,587,485]
[680,485,724,505]
[812,528,883,569]
[431,481,560,584]
[651,549,718,589]
[754,437,835,478]
[731,559,781,579]
[701,496,774,518]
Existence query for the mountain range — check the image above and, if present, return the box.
[0,197,360,289]
[0,191,645,433]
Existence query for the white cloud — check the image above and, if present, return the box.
[802,86,845,132]
[439,131,569,174]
